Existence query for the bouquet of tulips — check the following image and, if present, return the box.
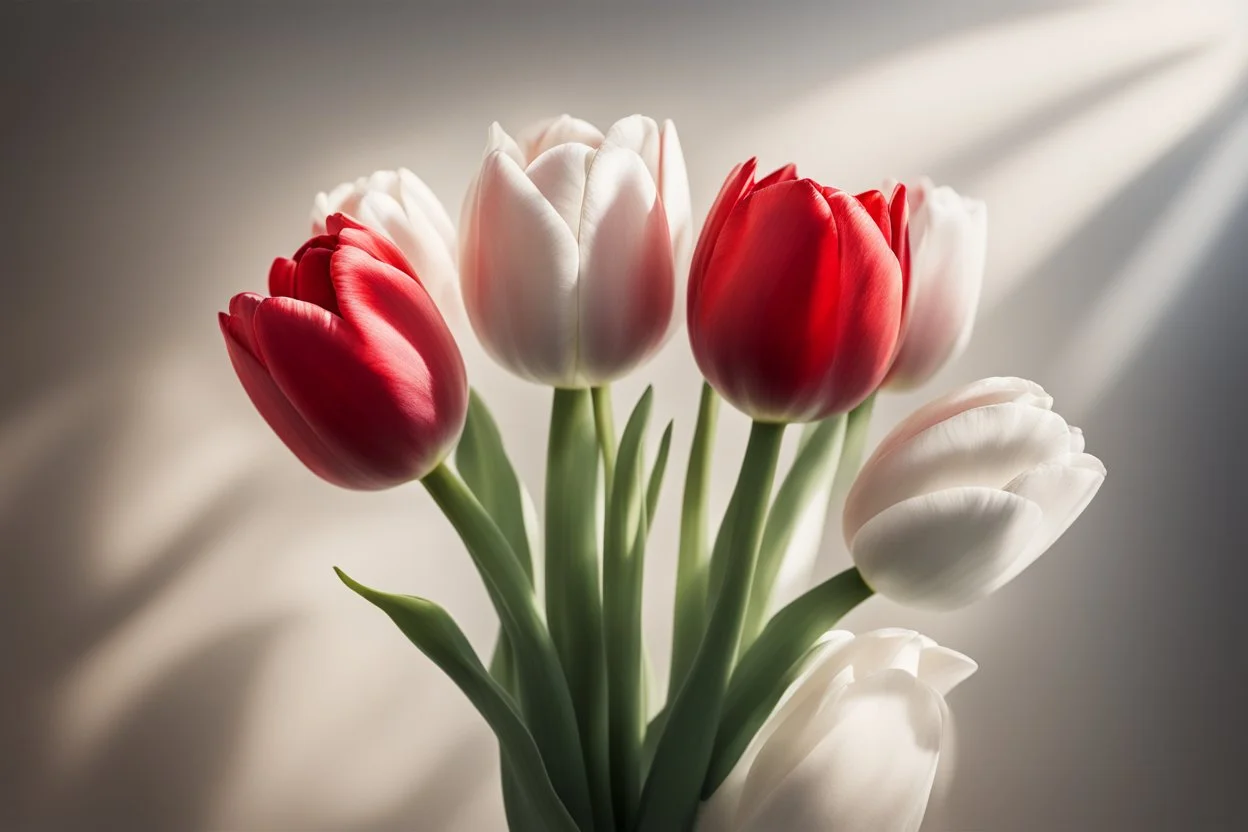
[219,115,1105,832]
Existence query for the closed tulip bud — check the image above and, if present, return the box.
[460,114,691,386]
[699,629,976,832]
[311,167,461,320]
[219,214,468,489]
[687,160,906,422]
[885,178,987,390]
[844,377,1106,609]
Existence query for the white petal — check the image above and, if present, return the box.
[844,402,1073,539]
[484,122,525,165]
[461,151,580,385]
[515,114,604,161]
[311,181,358,234]
[602,114,662,183]
[742,671,946,832]
[525,143,594,237]
[398,168,458,259]
[865,377,1052,469]
[851,486,1044,610]
[660,119,693,278]
[998,452,1106,588]
[356,190,461,320]
[887,186,987,390]
[917,645,978,696]
[842,628,925,678]
[575,144,674,384]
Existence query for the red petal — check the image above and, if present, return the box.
[224,292,266,362]
[327,212,419,281]
[755,163,799,190]
[691,178,843,421]
[269,257,297,298]
[887,183,911,314]
[252,297,455,485]
[293,246,340,315]
[821,190,903,412]
[220,307,372,488]
[688,158,758,311]
[852,188,892,250]
[291,234,337,262]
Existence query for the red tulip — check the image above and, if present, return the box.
[687,160,906,422]
[219,214,468,489]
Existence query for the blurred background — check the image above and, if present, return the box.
[4,0,1247,829]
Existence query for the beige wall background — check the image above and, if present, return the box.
[4,1,1247,829]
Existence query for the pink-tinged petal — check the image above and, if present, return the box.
[219,309,371,489]
[252,297,447,486]
[269,257,296,299]
[525,142,595,237]
[843,401,1073,540]
[576,143,674,383]
[659,119,693,276]
[818,189,902,415]
[327,213,419,281]
[850,486,1044,610]
[461,150,580,385]
[869,377,1052,466]
[516,114,605,161]
[688,159,758,305]
[293,246,339,314]
[755,163,799,190]
[484,121,526,165]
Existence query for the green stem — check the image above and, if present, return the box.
[421,464,593,830]
[636,420,785,832]
[591,385,617,486]
[832,392,877,496]
[738,412,848,657]
[544,388,613,832]
[667,383,719,702]
[704,567,873,796]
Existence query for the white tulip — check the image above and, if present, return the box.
[311,168,461,319]
[844,377,1106,610]
[699,629,976,832]
[885,178,987,390]
[459,114,691,386]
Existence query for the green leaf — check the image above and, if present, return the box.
[739,413,847,656]
[421,464,594,830]
[667,383,720,703]
[334,569,581,832]
[603,386,655,829]
[637,420,786,832]
[544,388,613,832]
[704,567,873,797]
[645,420,674,534]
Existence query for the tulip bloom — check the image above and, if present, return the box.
[219,214,468,489]
[460,114,691,386]
[885,178,987,390]
[687,160,905,422]
[844,377,1105,609]
[312,168,461,319]
[698,629,975,832]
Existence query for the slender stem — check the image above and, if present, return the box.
[832,392,877,497]
[667,382,719,702]
[591,385,617,486]
[704,567,873,796]
[636,420,786,832]
[422,464,594,830]
[544,388,613,832]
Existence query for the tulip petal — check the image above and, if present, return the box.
[886,186,986,390]
[293,246,339,315]
[461,151,580,384]
[868,377,1053,466]
[998,452,1106,587]
[844,401,1073,539]
[660,119,693,275]
[516,114,604,160]
[328,214,418,281]
[601,114,662,184]
[252,297,441,487]
[220,309,371,489]
[851,486,1044,610]
[742,671,946,832]
[267,257,296,304]
[356,188,460,314]
[311,181,356,234]
[484,122,526,166]
[576,143,674,383]
[754,163,798,190]
[688,159,757,304]
[398,167,458,261]
[917,645,978,696]
[525,142,594,237]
